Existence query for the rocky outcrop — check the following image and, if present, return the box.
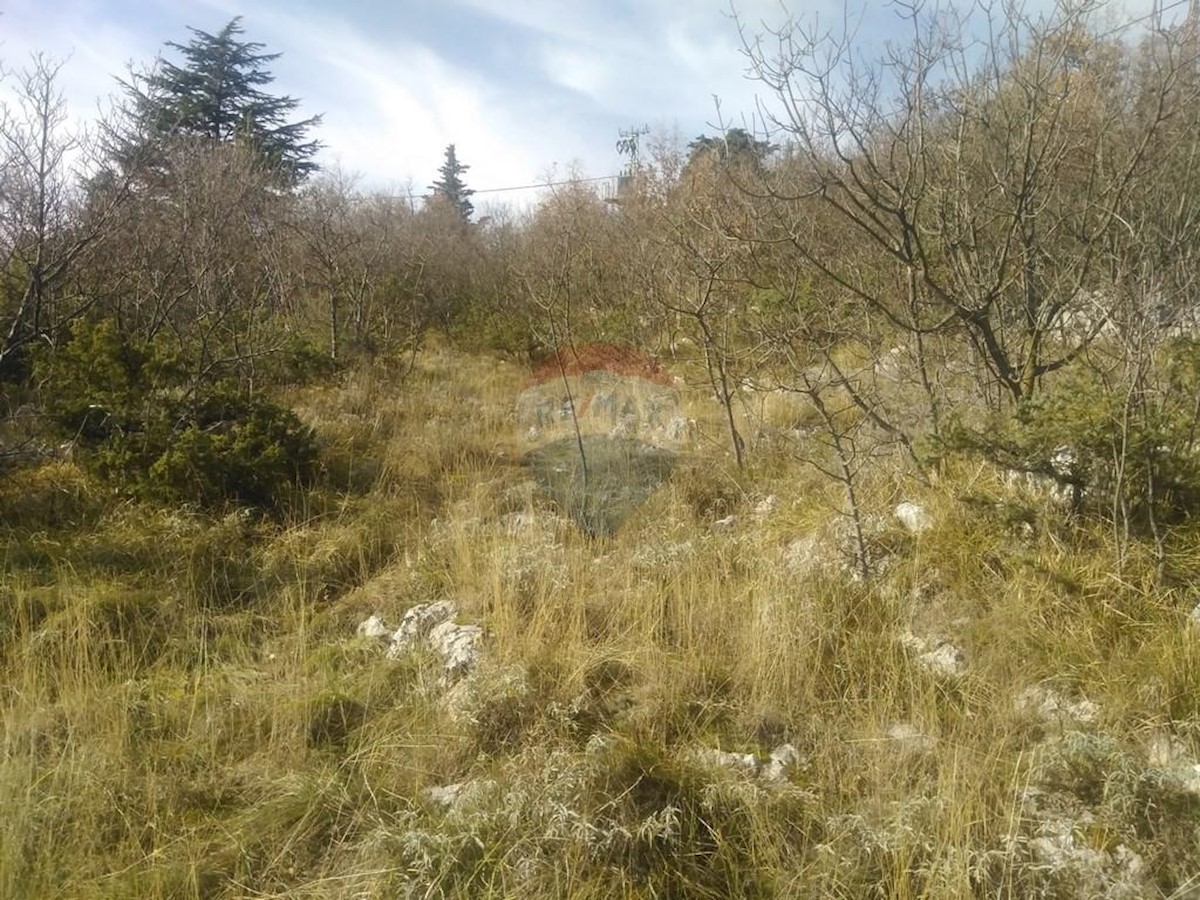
[899,631,967,678]
[1018,685,1099,726]
[689,742,803,786]
[358,601,482,679]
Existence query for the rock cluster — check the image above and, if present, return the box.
[899,631,967,678]
[358,600,482,679]
[689,743,803,785]
[1146,732,1200,796]
[1017,685,1099,726]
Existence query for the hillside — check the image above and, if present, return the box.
[3,344,1200,898]
[5,2,1200,895]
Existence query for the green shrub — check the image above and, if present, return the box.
[37,320,318,510]
[256,335,343,386]
[145,391,317,508]
[948,353,1200,530]
[36,319,162,443]
[447,298,540,359]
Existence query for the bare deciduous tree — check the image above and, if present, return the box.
[0,55,132,373]
[741,0,1189,406]
[292,168,390,360]
[86,138,289,389]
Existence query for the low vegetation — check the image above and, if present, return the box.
[1,345,1199,898]
[4,1,1200,896]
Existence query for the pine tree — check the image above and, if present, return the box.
[685,128,774,169]
[116,17,321,184]
[428,144,475,224]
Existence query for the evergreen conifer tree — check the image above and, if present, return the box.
[685,128,775,169]
[428,144,475,224]
[115,17,321,184]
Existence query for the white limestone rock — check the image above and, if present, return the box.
[920,643,967,678]
[424,782,464,809]
[885,722,935,752]
[761,743,802,783]
[1027,818,1146,900]
[429,620,483,678]
[754,495,778,519]
[1018,685,1099,725]
[423,779,498,817]
[386,600,457,660]
[692,747,759,774]
[691,743,803,785]
[1001,467,1077,509]
[1050,446,1078,479]
[900,631,966,678]
[894,501,933,534]
[1146,733,1200,797]
[356,614,391,640]
[381,601,483,680]
[584,732,613,758]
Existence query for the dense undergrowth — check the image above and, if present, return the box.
[2,345,1200,899]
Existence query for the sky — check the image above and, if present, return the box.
[0,0,1180,210]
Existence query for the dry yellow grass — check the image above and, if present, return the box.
[2,344,1199,898]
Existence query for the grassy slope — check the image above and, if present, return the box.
[2,346,1200,898]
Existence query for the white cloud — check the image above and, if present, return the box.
[539,43,616,104]
[272,13,567,202]
[1,0,1178,209]
[0,0,779,198]
[451,0,625,48]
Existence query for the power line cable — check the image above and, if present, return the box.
[469,173,622,196]
[377,173,624,203]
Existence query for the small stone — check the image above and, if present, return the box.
[754,495,778,518]
[761,743,802,782]
[424,783,464,808]
[356,614,390,640]
[1029,826,1107,874]
[919,642,967,677]
[692,747,758,773]
[1145,732,1200,796]
[1026,817,1147,899]
[1017,685,1099,725]
[585,733,613,757]
[900,632,966,677]
[1176,764,1200,796]
[1050,445,1077,478]
[691,743,803,785]
[1113,844,1147,883]
[1147,732,1186,768]
[894,501,933,534]
[885,722,935,751]
[898,631,926,652]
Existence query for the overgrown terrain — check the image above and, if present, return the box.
[5,1,1200,896]
[2,345,1200,898]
